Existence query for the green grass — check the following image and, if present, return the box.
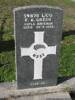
[0,0,75,82]
[0,51,15,82]
[59,35,75,77]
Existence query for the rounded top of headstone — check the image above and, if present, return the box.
[13,5,63,12]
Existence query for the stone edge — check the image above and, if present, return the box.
[13,5,63,12]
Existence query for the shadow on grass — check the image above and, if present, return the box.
[57,76,74,84]
[0,30,75,53]
[62,30,75,40]
[0,17,7,40]
[0,40,15,53]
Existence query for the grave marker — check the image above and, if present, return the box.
[13,6,63,89]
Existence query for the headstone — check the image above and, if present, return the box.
[13,5,63,89]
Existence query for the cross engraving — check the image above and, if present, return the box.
[21,31,56,80]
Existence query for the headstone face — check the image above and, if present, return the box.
[13,6,63,89]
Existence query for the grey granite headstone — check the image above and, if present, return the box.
[13,5,63,89]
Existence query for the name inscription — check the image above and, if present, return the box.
[23,13,55,29]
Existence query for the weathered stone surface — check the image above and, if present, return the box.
[0,77,75,99]
[10,92,71,100]
[58,77,75,93]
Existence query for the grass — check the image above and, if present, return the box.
[0,0,75,82]
[0,51,15,82]
[59,35,75,77]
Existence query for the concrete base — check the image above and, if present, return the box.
[10,92,71,100]
[0,82,72,100]
[1,77,75,99]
